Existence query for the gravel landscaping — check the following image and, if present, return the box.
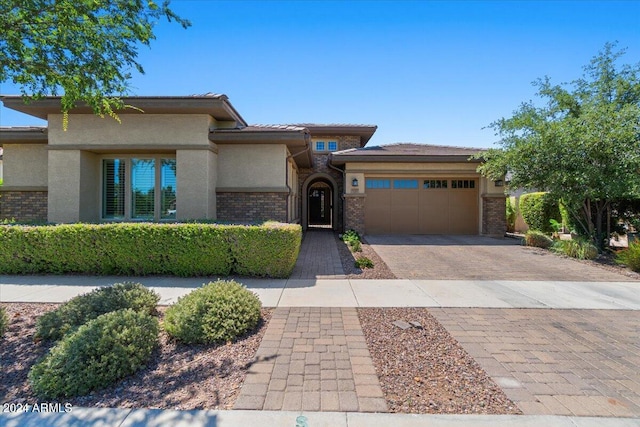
[335,234,397,279]
[0,303,271,410]
[358,307,522,415]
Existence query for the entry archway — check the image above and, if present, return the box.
[302,173,339,231]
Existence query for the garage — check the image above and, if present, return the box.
[364,177,479,234]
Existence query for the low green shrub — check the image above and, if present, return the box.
[0,307,8,338]
[519,192,562,233]
[552,239,598,260]
[616,242,640,272]
[164,280,262,344]
[0,222,301,278]
[36,282,159,341]
[227,223,301,278]
[506,196,517,232]
[342,229,360,244]
[524,230,554,249]
[29,309,159,399]
[354,257,374,269]
[349,239,362,252]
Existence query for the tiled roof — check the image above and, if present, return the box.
[334,143,483,156]
[291,123,377,128]
[244,124,308,132]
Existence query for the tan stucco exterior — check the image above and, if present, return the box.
[176,149,217,220]
[217,144,288,189]
[1,144,48,187]
[48,114,213,148]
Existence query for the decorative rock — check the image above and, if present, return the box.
[392,320,412,330]
[409,321,423,329]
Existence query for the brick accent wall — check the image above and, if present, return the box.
[344,194,366,235]
[482,195,506,235]
[0,190,48,222]
[217,192,288,223]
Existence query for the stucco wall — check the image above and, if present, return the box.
[217,144,287,189]
[1,144,48,187]
[177,149,217,220]
[48,114,212,147]
[48,150,82,223]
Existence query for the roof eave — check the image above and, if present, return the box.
[303,125,378,146]
[0,127,48,145]
[330,154,482,165]
[0,96,248,126]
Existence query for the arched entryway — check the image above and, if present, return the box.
[302,173,339,231]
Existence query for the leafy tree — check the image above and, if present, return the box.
[0,0,190,127]
[476,43,640,249]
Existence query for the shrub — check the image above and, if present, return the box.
[342,229,360,244]
[36,282,159,341]
[552,239,598,260]
[506,196,517,232]
[0,222,302,278]
[29,309,159,399]
[349,239,362,252]
[519,192,562,233]
[227,223,301,278]
[164,280,262,344]
[616,242,640,272]
[0,307,7,338]
[354,257,374,269]
[524,230,554,249]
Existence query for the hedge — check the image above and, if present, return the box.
[519,192,562,233]
[0,222,301,278]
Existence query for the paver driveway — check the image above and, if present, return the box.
[366,235,637,281]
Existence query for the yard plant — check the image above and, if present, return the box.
[551,239,598,260]
[29,309,159,399]
[523,230,554,249]
[616,242,640,273]
[0,307,7,338]
[164,280,262,344]
[0,222,301,278]
[519,192,561,233]
[35,282,159,341]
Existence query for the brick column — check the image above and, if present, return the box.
[344,194,366,235]
[482,195,506,236]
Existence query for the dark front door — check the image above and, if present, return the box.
[309,188,331,225]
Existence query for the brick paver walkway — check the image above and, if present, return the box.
[289,230,345,279]
[430,308,640,417]
[234,307,388,412]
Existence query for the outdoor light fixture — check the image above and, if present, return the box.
[352,178,359,187]
[494,179,504,187]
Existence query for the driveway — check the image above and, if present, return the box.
[366,235,638,281]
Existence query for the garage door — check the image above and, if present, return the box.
[364,178,478,234]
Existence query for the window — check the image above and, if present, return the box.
[366,179,391,189]
[393,179,418,189]
[102,157,176,221]
[452,179,475,189]
[328,141,338,151]
[315,141,325,151]
[423,179,448,189]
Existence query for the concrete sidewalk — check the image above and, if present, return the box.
[3,409,639,427]
[1,275,639,309]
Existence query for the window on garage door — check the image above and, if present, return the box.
[423,179,448,189]
[366,179,391,189]
[393,179,418,189]
[451,179,475,189]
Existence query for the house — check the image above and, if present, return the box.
[0,94,506,235]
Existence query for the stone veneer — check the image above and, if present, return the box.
[482,195,507,235]
[0,190,48,222]
[217,192,288,223]
[344,194,366,235]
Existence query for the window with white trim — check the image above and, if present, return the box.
[315,141,325,151]
[102,156,176,221]
[328,141,338,151]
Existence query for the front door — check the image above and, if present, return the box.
[308,188,331,225]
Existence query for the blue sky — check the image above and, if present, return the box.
[1,0,639,148]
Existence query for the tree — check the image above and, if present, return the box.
[0,0,190,127]
[476,43,640,249]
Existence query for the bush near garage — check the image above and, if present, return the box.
[35,282,160,341]
[29,309,159,399]
[616,242,640,272]
[164,280,262,344]
[551,239,598,260]
[519,192,562,233]
[0,222,301,278]
[524,230,554,249]
[0,307,7,338]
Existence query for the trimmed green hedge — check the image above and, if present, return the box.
[0,222,301,278]
[519,192,562,233]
